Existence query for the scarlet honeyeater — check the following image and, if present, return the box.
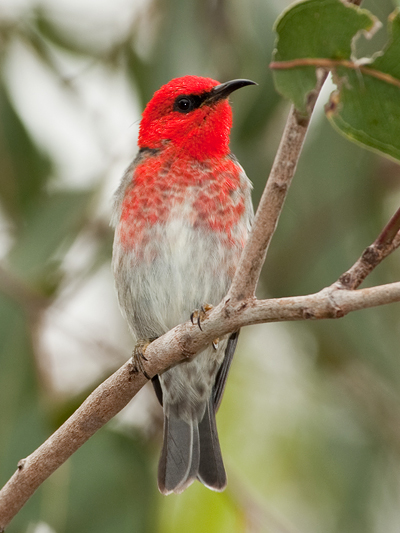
[112,76,255,494]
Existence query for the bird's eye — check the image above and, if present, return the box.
[174,96,194,113]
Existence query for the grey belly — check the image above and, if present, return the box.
[114,221,236,340]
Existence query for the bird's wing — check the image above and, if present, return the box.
[152,374,163,406]
[213,330,239,411]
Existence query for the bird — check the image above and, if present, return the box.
[111,75,255,494]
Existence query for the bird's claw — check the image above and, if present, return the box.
[190,304,219,348]
[190,303,213,332]
[131,339,152,380]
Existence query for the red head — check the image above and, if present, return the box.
[138,76,256,160]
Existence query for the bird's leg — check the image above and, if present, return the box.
[130,337,157,380]
[190,303,219,349]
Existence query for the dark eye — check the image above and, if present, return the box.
[174,96,194,113]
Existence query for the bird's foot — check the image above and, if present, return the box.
[130,338,157,380]
[190,303,213,332]
[190,304,219,349]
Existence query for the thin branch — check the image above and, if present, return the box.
[338,207,400,290]
[376,206,400,246]
[228,68,328,302]
[270,58,400,90]
[228,106,310,301]
[247,282,400,323]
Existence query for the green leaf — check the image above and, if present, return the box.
[328,10,400,161]
[271,0,377,114]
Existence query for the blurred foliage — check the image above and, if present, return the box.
[0,0,400,532]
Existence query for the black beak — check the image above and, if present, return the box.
[206,79,257,103]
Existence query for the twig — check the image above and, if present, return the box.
[228,71,328,302]
[376,206,400,246]
[228,106,311,301]
[270,58,400,91]
[337,207,400,290]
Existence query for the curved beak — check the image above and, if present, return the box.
[206,79,257,103]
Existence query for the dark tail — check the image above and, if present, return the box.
[157,398,226,494]
[197,399,227,491]
[155,332,238,494]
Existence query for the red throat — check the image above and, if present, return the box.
[138,76,233,160]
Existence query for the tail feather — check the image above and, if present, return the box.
[158,416,199,495]
[158,399,226,494]
[197,399,227,491]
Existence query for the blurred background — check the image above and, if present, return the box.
[1,0,400,531]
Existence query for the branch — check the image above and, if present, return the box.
[228,72,328,302]
[5,175,399,528]
[4,108,400,533]
[227,107,308,300]
[2,274,400,528]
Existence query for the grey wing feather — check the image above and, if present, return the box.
[158,416,199,495]
[213,330,239,411]
[152,331,239,411]
[151,375,163,406]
